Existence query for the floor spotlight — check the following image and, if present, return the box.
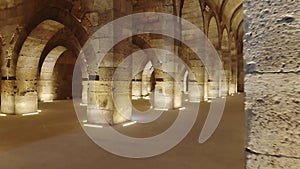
[83,124,103,128]
[122,121,137,127]
[22,112,39,116]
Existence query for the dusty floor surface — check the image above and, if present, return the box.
[0,94,245,169]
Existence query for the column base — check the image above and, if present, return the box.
[15,95,38,115]
[1,94,14,114]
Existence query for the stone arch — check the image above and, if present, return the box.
[221,27,230,51]
[229,33,238,94]
[181,0,204,31]
[141,60,155,97]
[207,15,220,49]
[207,15,221,98]
[12,7,87,114]
[183,70,189,93]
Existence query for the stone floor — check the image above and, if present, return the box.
[0,94,245,169]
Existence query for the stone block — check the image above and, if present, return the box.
[245,73,300,158]
[15,95,38,114]
[244,0,300,72]
[246,153,300,169]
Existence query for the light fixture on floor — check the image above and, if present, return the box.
[0,113,7,117]
[154,108,169,111]
[190,100,200,103]
[83,124,103,128]
[207,100,212,103]
[184,99,189,102]
[122,121,137,127]
[82,120,87,123]
[37,110,42,113]
[143,96,150,100]
[80,103,87,106]
[179,107,186,110]
[22,112,39,116]
[43,100,53,103]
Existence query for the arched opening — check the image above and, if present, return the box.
[52,50,77,100]
[207,15,220,99]
[39,46,67,102]
[183,70,189,94]
[142,60,155,97]
[15,20,65,114]
[180,1,206,102]
[9,6,88,114]
[229,34,238,94]
[221,28,231,94]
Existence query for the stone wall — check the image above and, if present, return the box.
[244,0,300,168]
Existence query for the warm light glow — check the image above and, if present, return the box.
[122,121,137,127]
[154,108,168,111]
[0,113,7,117]
[22,112,39,116]
[143,96,150,100]
[185,99,189,102]
[82,120,88,123]
[83,124,103,128]
[43,100,53,103]
[207,100,212,103]
[179,107,186,110]
[37,110,42,113]
[80,103,88,106]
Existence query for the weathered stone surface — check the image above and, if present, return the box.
[244,0,300,73]
[246,153,300,169]
[245,73,300,158]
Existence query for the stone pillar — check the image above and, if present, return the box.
[141,75,152,97]
[223,51,232,95]
[244,0,300,167]
[237,55,244,92]
[1,33,15,114]
[81,80,88,104]
[15,79,38,114]
[230,55,238,94]
[206,48,221,99]
[38,79,55,102]
[188,59,205,102]
[131,72,142,100]
[1,78,15,114]
[218,50,228,97]
[154,69,182,109]
[87,72,114,125]
[207,70,220,99]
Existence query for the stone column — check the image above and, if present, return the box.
[81,79,88,104]
[141,73,153,97]
[38,79,55,102]
[15,79,38,114]
[87,73,113,124]
[188,59,205,102]
[230,54,238,94]
[1,33,15,114]
[244,1,300,167]
[237,55,244,92]
[1,77,15,114]
[131,72,142,100]
[222,51,232,95]
[154,69,180,110]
